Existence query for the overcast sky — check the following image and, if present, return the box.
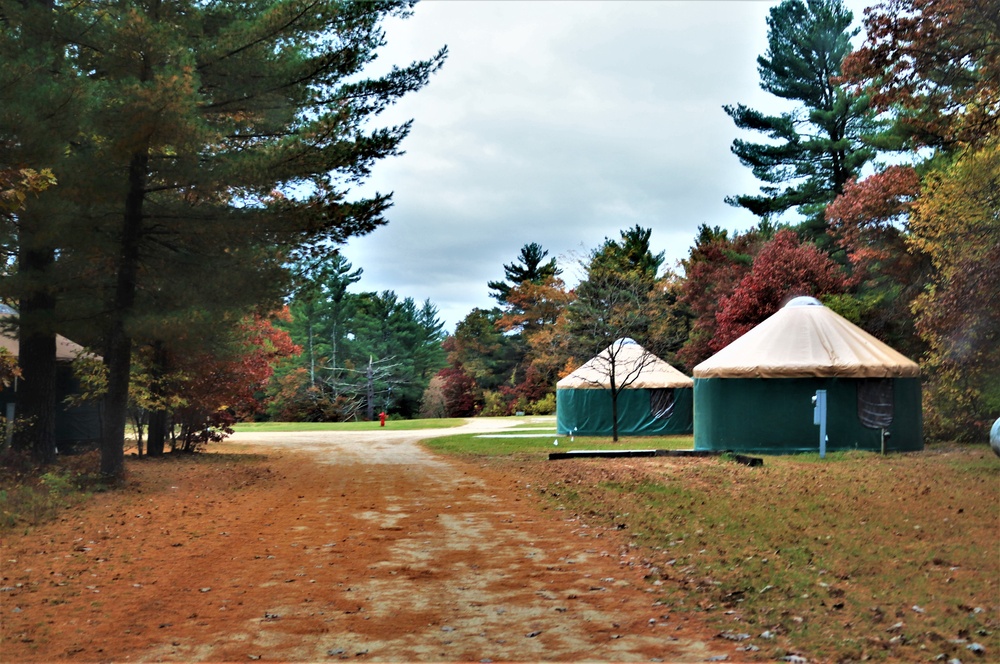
[341,0,874,332]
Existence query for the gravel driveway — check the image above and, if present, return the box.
[1,419,724,663]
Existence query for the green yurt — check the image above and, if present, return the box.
[693,297,922,454]
[557,338,693,436]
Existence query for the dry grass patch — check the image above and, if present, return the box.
[510,445,999,663]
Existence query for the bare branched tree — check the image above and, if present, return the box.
[567,260,668,441]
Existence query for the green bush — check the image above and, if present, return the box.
[479,391,508,417]
[39,471,74,496]
[528,392,555,415]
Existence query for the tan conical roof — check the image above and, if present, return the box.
[558,338,693,389]
[693,297,920,379]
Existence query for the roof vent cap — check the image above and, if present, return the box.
[785,296,823,308]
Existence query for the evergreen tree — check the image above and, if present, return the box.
[276,280,445,422]
[488,242,561,304]
[289,255,364,390]
[0,1,446,478]
[589,224,665,283]
[414,299,448,382]
[448,307,520,394]
[0,0,86,464]
[724,0,875,249]
[347,291,446,419]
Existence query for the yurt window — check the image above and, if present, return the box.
[650,389,675,419]
[857,379,894,428]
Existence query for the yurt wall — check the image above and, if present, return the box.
[693,375,922,454]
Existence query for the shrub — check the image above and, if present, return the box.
[419,376,448,418]
[528,392,556,415]
[479,391,508,417]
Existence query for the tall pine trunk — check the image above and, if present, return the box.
[101,150,148,480]
[11,0,60,465]
[12,234,58,464]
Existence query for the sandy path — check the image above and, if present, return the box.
[217,420,722,662]
[1,420,726,663]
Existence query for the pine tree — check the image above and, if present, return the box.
[0,1,446,478]
[289,255,364,389]
[724,0,876,249]
[0,0,86,463]
[488,242,561,304]
[277,276,446,422]
[449,307,520,393]
[589,224,665,283]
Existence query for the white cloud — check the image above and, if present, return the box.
[341,0,875,331]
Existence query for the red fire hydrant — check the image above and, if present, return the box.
[379,411,386,427]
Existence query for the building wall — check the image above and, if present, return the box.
[1,364,103,450]
[693,376,922,454]
[556,387,693,437]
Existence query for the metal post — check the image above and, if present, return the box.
[812,389,827,459]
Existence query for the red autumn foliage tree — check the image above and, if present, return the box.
[171,311,299,450]
[713,230,848,350]
[826,166,922,276]
[512,363,552,406]
[436,366,478,418]
[824,166,931,357]
[836,0,998,438]
[842,0,1000,149]
[676,225,768,368]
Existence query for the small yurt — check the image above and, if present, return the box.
[693,297,922,454]
[557,338,693,436]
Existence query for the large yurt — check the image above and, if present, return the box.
[557,338,693,436]
[693,297,922,454]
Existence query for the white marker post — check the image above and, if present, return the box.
[812,389,828,458]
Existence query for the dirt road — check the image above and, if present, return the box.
[2,420,726,662]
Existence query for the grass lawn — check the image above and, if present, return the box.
[427,426,1000,663]
[424,428,695,458]
[232,417,467,432]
